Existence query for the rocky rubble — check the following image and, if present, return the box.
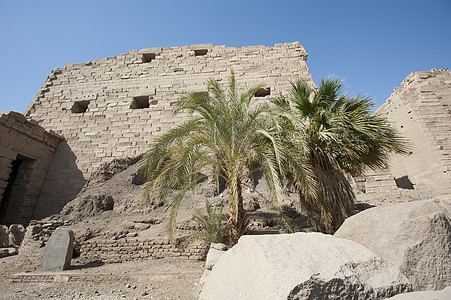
[0,224,26,258]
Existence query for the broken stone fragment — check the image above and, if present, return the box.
[0,248,8,258]
[9,224,26,247]
[0,225,9,248]
[41,228,74,271]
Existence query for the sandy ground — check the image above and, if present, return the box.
[1,254,204,300]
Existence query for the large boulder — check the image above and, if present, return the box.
[335,199,451,291]
[386,286,451,300]
[199,232,411,300]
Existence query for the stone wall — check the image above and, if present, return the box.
[23,42,314,217]
[24,219,208,265]
[80,238,207,263]
[0,112,61,225]
[373,69,451,202]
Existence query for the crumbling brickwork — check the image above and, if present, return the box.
[23,42,314,217]
[80,238,207,263]
[0,112,61,225]
[374,69,451,202]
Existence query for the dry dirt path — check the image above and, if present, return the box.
[1,255,204,299]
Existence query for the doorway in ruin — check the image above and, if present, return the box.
[0,154,35,225]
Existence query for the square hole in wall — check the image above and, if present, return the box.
[71,100,90,113]
[142,53,156,63]
[394,175,414,190]
[130,96,150,109]
[254,87,271,97]
[194,49,208,56]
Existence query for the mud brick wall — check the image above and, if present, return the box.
[26,219,208,264]
[375,69,451,202]
[79,238,208,263]
[23,42,315,217]
[0,112,61,225]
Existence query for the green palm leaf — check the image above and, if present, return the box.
[274,76,408,233]
[141,72,310,245]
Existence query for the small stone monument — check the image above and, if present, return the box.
[0,225,9,248]
[41,228,74,271]
[8,224,26,247]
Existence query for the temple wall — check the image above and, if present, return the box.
[0,111,61,225]
[368,69,451,203]
[23,42,315,215]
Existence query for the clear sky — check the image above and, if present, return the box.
[0,0,450,113]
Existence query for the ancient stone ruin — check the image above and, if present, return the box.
[2,42,314,225]
[0,112,61,225]
[41,227,74,271]
[0,42,449,298]
[1,42,450,226]
[377,69,451,202]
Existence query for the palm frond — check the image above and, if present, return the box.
[274,74,409,233]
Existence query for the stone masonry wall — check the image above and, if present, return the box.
[376,69,451,202]
[0,112,61,225]
[25,219,208,265]
[79,238,207,263]
[24,42,315,217]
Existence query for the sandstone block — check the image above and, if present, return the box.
[386,286,451,300]
[335,199,451,291]
[41,228,74,271]
[200,232,411,300]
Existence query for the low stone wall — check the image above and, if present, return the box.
[22,219,208,265]
[79,238,207,263]
[11,273,131,283]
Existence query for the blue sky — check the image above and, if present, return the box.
[0,0,450,113]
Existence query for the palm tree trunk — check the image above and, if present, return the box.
[228,182,246,245]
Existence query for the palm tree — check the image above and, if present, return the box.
[140,72,312,245]
[273,76,408,233]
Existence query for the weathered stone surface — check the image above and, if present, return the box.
[386,286,451,300]
[205,245,227,271]
[61,194,114,222]
[200,243,230,287]
[41,227,74,271]
[0,111,62,225]
[0,248,8,257]
[199,232,411,300]
[210,242,229,251]
[0,225,9,247]
[22,42,314,218]
[335,199,451,291]
[7,247,18,256]
[374,69,451,203]
[8,224,26,246]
